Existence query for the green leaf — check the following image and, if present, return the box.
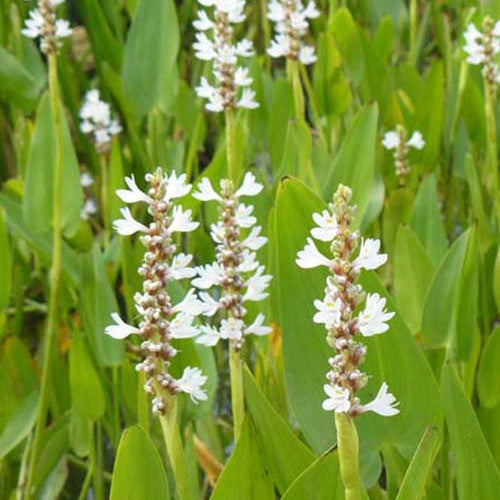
[393,225,434,334]
[0,207,12,314]
[110,426,170,500]
[243,366,315,494]
[324,104,382,229]
[23,93,83,237]
[0,391,39,459]
[122,0,179,117]
[441,364,500,499]
[421,230,469,349]
[396,427,441,500]
[0,47,39,108]
[210,419,274,500]
[282,451,344,500]
[477,326,500,409]
[69,331,106,421]
[410,174,447,266]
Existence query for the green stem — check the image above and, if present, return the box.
[99,153,110,247]
[288,59,305,121]
[159,399,192,500]
[225,108,237,182]
[335,413,363,500]
[229,344,244,442]
[485,83,500,233]
[93,423,105,500]
[409,0,418,64]
[23,53,64,500]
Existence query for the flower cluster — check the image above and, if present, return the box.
[296,185,399,418]
[80,90,122,153]
[464,18,500,88]
[105,168,208,413]
[79,171,97,220]
[382,126,425,183]
[193,0,258,112]
[22,0,72,55]
[192,173,272,350]
[267,0,320,65]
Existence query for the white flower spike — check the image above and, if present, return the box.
[296,184,398,419]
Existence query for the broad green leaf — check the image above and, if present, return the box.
[477,326,500,408]
[275,177,441,467]
[243,366,315,494]
[69,410,91,458]
[393,225,434,334]
[396,427,441,500]
[324,104,382,229]
[282,451,344,500]
[329,7,365,84]
[0,46,39,108]
[410,174,448,266]
[69,331,106,421]
[210,419,274,500]
[421,230,469,349]
[493,246,500,314]
[441,364,500,499]
[383,188,414,256]
[110,425,170,500]
[23,93,83,237]
[454,227,479,360]
[0,391,39,459]
[122,0,179,116]
[79,248,124,366]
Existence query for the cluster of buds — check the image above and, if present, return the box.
[192,173,272,350]
[79,171,98,220]
[296,185,399,418]
[464,18,500,90]
[382,126,425,183]
[79,90,122,154]
[22,0,72,55]
[193,0,258,112]
[105,168,208,414]
[267,0,319,65]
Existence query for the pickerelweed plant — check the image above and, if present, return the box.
[382,125,425,184]
[192,172,272,440]
[464,17,500,232]
[296,184,399,498]
[105,167,208,500]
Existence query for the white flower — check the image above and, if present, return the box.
[238,250,259,272]
[353,238,387,271]
[407,131,425,150]
[243,266,272,302]
[235,204,257,228]
[234,67,253,86]
[361,382,399,416]
[170,254,197,280]
[192,263,225,289]
[164,171,192,201]
[193,10,214,31]
[80,198,98,220]
[235,172,263,197]
[243,226,267,250]
[196,325,221,346]
[296,237,332,269]
[322,384,351,413]
[313,293,342,329]
[382,131,400,150]
[105,313,140,339]
[311,210,338,242]
[176,367,208,404]
[299,45,316,65]
[55,19,72,38]
[220,318,244,340]
[21,9,44,38]
[237,88,259,109]
[116,175,152,204]
[80,172,94,188]
[358,293,394,337]
[113,207,149,236]
[169,206,199,233]
[170,313,199,339]
[245,313,272,336]
[171,289,207,316]
[198,292,220,317]
[193,177,222,201]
